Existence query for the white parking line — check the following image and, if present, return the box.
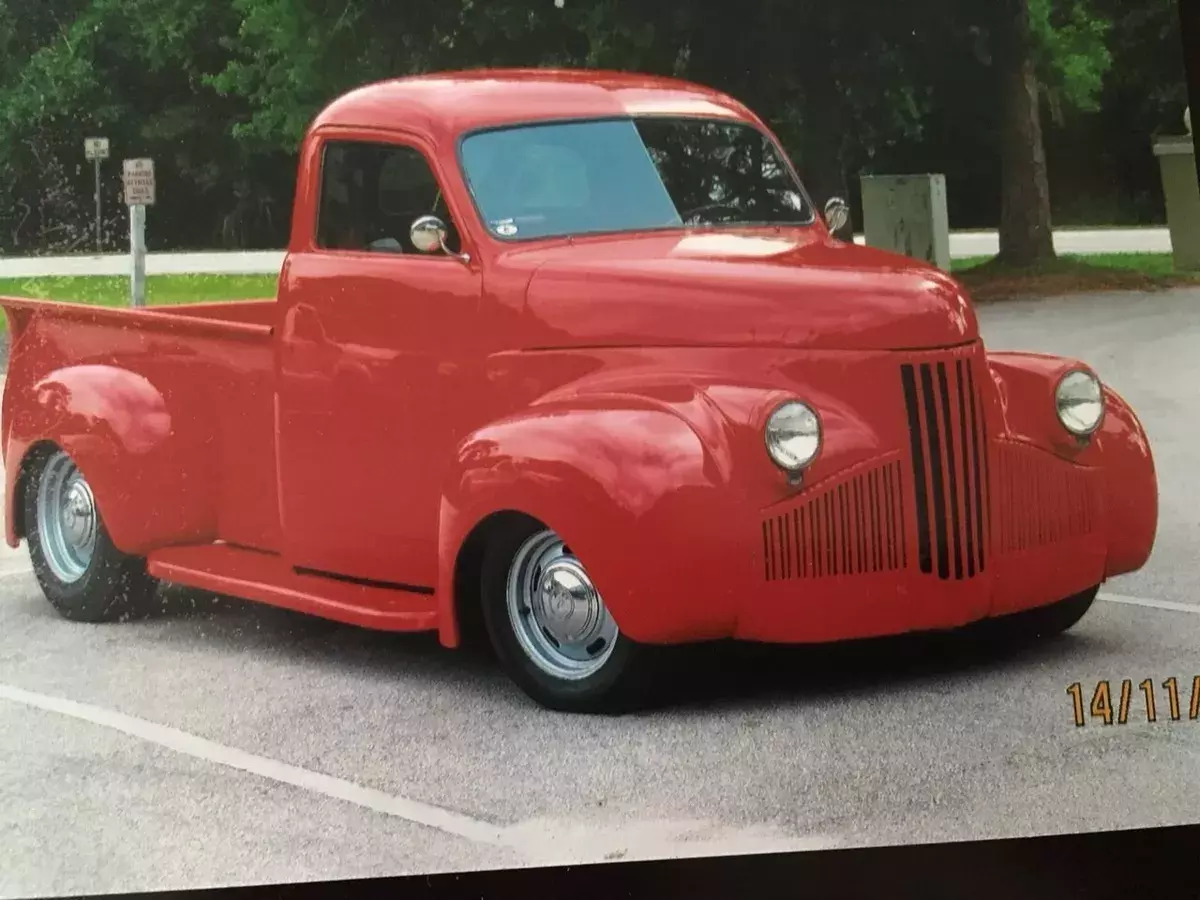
[0,682,838,864]
[0,683,511,849]
[1098,592,1200,615]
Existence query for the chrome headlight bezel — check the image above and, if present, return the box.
[1054,369,1104,437]
[764,400,822,472]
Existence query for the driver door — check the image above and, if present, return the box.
[276,133,482,589]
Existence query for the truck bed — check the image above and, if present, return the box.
[0,295,282,556]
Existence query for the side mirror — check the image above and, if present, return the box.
[823,197,850,234]
[410,215,447,254]
[410,214,472,265]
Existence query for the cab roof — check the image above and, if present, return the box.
[309,68,763,142]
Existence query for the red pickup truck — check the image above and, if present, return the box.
[1,70,1157,713]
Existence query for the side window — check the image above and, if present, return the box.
[315,140,461,254]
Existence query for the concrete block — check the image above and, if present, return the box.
[1153,135,1200,271]
[860,174,952,271]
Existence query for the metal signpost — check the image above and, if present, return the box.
[83,137,110,252]
[122,159,155,308]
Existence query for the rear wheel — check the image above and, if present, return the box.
[25,448,157,623]
[480,520,653,713]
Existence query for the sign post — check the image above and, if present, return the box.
[84,138,110,252]
[122,158,156,308]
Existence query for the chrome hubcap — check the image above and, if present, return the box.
[36,452,98,584]
[505,530,618,681]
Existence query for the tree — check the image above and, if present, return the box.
[0,0,294,253]
[987,0,1111,264]
[0,0,1151,257]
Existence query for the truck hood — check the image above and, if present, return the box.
[518,230,978,351]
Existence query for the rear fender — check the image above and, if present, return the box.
[436,396,750,647]
[6,365,219,553]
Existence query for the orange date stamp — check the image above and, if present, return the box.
[1067,677,1200,727]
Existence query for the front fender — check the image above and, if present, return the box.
[437,395,752,646]
[1091,384,1157,577]
[986,351,1104,462]
[5,365,219,553]
[986,352,1157,578]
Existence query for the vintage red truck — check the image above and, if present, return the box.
[1,70,1157,713]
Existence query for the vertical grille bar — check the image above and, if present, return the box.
[919,364,951,579]
[883,464,895,570]
[936,362,964,580]
[826,493,835,575]
[870,468,882,572]
[812,503,822,578]
[900,365,933,574]
[968,361,991,561]
[854,478,866,573]
[769,517,778,580]
[838,484,849,576]
[763,520,771,580]
[956,359,977,578]
[793,509,803,578]
[781,509,791,580]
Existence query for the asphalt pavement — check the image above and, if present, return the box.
[1,287,1199,897]
[0,227,1175,278]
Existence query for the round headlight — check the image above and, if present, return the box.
[1055,370,1104,436]
[765,401,821,471]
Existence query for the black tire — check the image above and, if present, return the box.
[983,585,1100,644]
[479,518,656,714]
[24,448,158,623]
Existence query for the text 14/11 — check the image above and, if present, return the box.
[1067,677,1200,727]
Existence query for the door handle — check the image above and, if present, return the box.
[283,303,325,342]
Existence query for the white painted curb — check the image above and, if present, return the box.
[0,228,1175,278]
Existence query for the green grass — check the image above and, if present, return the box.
[0,274,278,334]
[952,252,1185,275]
[0,274,277,307]
[954,252,1200,301]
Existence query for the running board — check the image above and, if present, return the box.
[146,544,439,632]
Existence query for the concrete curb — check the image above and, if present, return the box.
[0,228,1175,278]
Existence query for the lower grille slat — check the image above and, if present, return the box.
[992,442,1095,552]
[763,461,905,582]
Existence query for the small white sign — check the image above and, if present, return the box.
[84,137,110,161]
[123,158,156,206]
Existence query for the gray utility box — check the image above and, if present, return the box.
[1153,134,1200,272]
[860,174,951,272]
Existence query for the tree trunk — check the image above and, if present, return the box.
[795,26,853,241]
[798,127,852,240]
[996,0,1055,265]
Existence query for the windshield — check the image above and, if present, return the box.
[458,116,813,241]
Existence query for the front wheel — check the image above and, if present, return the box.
[983,585,1100,644]
[480,521,653,713]
[25,448,158,623]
